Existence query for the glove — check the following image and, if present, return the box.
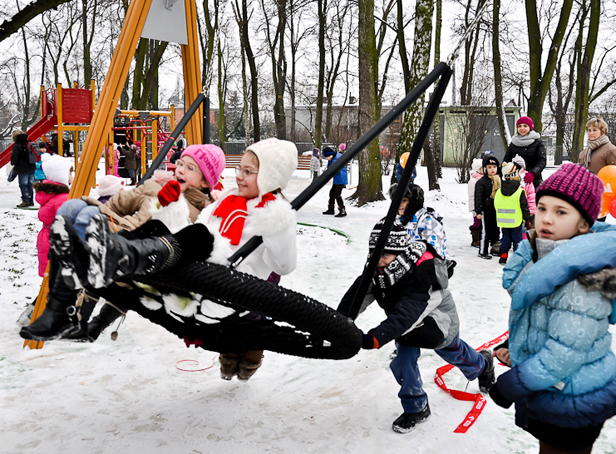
[489,382,514,409]
[523,172,535,184]
[158,180,181,206]
[362,333,380,350]
[524,219,532,231]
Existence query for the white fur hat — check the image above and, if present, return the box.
[502,162,519,179]
[511,154,526,168]
[471,158,482,173]
[42,154,72,186]
[246,138,298,194]
[97,174,125,197]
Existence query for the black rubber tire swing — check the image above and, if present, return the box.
[124,261,363,360]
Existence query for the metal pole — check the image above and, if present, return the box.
[227,62,451,267]
[138,92,206,185]
[346,67,452,320]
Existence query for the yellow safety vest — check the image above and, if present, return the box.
[494,187,523,228]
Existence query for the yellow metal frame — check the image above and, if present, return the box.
[25,0,203,349]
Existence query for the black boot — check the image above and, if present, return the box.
[85,213,214,288]
[60,290,101,341]
[49,215,91,289]
[335,207,347,217]
[19,278,96,341]
[87,302,125,341]
[322,207,335,215]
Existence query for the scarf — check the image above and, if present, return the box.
[372,242,427,290]
[488,174,501,198]
[510,130,540,147]
[582,134,610,167]
[213,192,277,245]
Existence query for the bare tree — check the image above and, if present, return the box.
[0,0,72,42]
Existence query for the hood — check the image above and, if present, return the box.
[500,178,521,196]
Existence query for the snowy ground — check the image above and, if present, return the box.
[1,161,615,454]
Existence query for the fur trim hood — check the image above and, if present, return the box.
[578,268,616,300]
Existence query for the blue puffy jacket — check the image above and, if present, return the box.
[497,223,616,429]
[329,152,348,185]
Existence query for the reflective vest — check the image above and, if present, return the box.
[494,187,523,228]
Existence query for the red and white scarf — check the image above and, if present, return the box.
[213,193,277,245]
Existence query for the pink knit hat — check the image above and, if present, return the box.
[536,163,603,225]
[181,144,225,189]
[516,116,534,130]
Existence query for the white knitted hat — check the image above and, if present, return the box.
[511,154,526,168]
[471,158,482,173]
[501,162,519,180]
[246,138,298,194]
[97,174,125,197]
[42,154,72,186]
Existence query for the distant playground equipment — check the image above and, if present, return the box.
[107,107,177,179]
[0,82,96,172]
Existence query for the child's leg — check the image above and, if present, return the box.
[333,184,345,209]
[479,215,489,256]
[389,343,428,413]
[500,228,512,254]
[485,205,500,246]
[434,335,484,381]
[511,225,524,251]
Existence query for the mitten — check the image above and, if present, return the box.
[158,180,181,206]
[362,333,380,349]
[524,219,532,230]
[489,382,513,408]
[523,172,534,184]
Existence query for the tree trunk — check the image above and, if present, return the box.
[525,0,574,133]
[572,0,599,161]
[492,0,510,151]
[397,0,437,190]
[352,0,383,205]
[315,0,326,148]
[432,0,442,179]
[217,36,226,144]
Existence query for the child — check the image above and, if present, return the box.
[22,139,298,382]
[322,146,348,217]
[474,154,501,259]
[20,144,226,342]
[96,174,125,204]
[494,162,531,264]
[34,142,49,182]
[34,154,73,277]
[467,158,483,247]
[389,182,447,259]
[337,219,494,433]
[489,163,616,454]
[310,147,321,181]
[511,154,536,224]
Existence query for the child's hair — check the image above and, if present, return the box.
[245,138,298,194]
[180,144,225,189]
[536,163,603,225]
[586,117,608,135]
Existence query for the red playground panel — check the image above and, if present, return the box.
[59,88,92,123]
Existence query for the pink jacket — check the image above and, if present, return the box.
[522,174,536,215]
[34,181,69,276]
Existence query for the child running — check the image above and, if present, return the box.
[488,163,616,454]
[337,219,494,434]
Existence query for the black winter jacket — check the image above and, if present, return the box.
[10,133,35,174]
[503,139,546,188]
[498,179,531,222]
[474,175,496,214]
[337,257,459,349]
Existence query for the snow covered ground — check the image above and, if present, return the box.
[1,161,615,454]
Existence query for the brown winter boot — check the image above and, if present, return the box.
[219,353,240,380]
[469,226,481,248]
[237,350,264,381]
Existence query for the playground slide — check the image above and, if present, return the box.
[0,115,57,170]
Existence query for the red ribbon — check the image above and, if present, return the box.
[434,331,509,433]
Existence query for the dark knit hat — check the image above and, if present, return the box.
[322,147,336,157]
[516,116,534,130]
[369,219,410,254]
[536,163,603,225]
[482,154,500,175]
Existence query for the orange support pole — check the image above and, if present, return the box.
[182,0,203,145]
[24,0,154,350]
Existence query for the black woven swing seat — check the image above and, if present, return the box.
[97,260,362,360]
